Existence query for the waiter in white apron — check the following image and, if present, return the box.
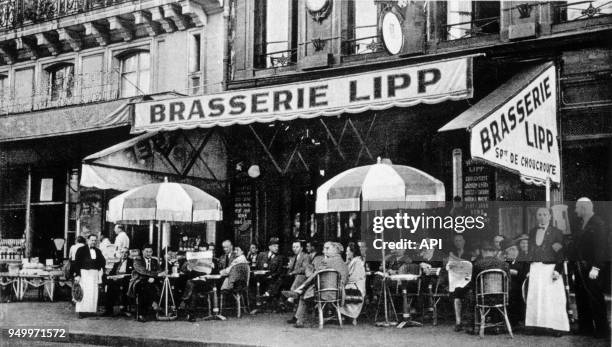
[73,234,106,318]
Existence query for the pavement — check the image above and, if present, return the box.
[0,301,610,347]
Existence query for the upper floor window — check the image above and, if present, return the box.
[0,74,7,105]
[553,1,612,24]
[445,1,500,40]
[343,0,381,55]
[253,0,298,68]
[119,50,150,98]
[45,63,74,101]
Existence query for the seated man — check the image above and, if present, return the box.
[256,237,286,300]
[104,247,133,316]
[282,242,349,328]
[287,240,310,291]
[128,244,163,322]
[178,248,216,322]
[458,240,509,334]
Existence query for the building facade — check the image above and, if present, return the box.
[0,0,611,259]
[0,0,226,259]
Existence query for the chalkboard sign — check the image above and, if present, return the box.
[463,159,493,220]
[233,179,254,244]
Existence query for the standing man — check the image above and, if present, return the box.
[73,234,106,318]
[114,225,130,258]
[573,197,610,338]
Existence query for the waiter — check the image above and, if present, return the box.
[73,234,106,318]
[113,224,130,258]
[573,198,610,338]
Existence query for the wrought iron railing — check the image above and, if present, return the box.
[342,24,383,55]
[444,15,500,41]
[553,0,612,23]
[0,70,120,114]
[254,40,298,69]
[0,0,133,30]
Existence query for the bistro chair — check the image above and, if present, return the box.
[219,263,251,318]
[313,269,343,329]
[474,269,513,338]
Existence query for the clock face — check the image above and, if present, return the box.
[381,11,403,55]
[306,0,329,12]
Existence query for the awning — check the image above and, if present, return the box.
[81,128,227,191]
[0,99,130,142]
[133,56,474,132]
[439,62,560,185]
[0,92,185,143]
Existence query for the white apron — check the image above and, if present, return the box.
[76,269,100,313]
[525,262,570,331]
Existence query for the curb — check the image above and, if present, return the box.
[1,328,259,347]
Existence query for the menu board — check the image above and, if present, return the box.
[463,159,492,219]
[233,179,254,242]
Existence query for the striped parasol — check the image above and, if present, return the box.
[315,158,445,213]
[107,179,222,224]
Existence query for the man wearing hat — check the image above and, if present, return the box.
[502,238,528,327]
[256,237,286,300]
[469,240,510,334]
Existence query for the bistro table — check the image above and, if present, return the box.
[0,273,20,302]
[196,274,226,321]
[249,270,270,315]
[19,272,62,301]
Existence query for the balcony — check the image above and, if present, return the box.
[0,0,133,31]
[0,70,120,115]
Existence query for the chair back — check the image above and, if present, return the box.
[228,263,250,292]
[314,269,342,303]
[475,269,509,307]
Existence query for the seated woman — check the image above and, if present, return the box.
[220,245,249,291]
[340,242,366,325]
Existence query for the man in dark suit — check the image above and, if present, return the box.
[573,198,610,338]
[129,244,162,322]
[256,237,286,299]
[218,240,236,271]
[287,240,311,291]
[104,247,134,316]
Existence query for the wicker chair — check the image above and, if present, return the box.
[474,269,513,338]
[313,269,343,329]
[220,263,251,318]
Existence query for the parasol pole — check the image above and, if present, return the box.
[545,177,551,208]
[375,208,397,327]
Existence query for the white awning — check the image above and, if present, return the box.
[132,56,474,133]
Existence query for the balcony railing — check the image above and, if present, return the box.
[553,0,612,24]
[444,16,500,41]
[254,41,298,69]
[0,0,133,30]
[0,70,120,115]
[342,24,383,56]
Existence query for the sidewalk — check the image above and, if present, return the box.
[0,302,610,347]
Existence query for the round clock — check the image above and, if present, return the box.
[306,0,329,12]
[381,11,404,55]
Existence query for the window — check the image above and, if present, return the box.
[46,63,74,101]
[119,51,150,98]
[189,33,202,95]
[0,74,7,110]
[344,0,381,55]
[445,1,500,40]
[553,1,612,23]
[254,0,298,68]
